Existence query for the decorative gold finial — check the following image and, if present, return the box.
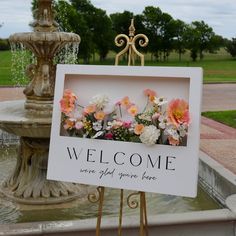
[129,19,135,37]
[115,19,149,66]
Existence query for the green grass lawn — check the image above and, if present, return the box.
[0,50,15,86]
[1,49,236,86]
[202,110,236,129]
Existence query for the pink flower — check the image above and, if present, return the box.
[105,133,113,140]
[75,121,84,130]
[115,101,121,106]
[123,121,132,128]
[60,89,77,115]
[167,99,190,127]
[152,112,161,120]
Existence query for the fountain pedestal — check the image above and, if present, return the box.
[0,0,86,204]
[0,101,86,204]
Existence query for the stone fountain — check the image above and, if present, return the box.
[0,0,86,204]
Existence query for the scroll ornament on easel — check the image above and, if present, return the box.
[115,19,149,66]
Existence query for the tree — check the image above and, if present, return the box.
[158,12,176,61]
[70,0,113,61]
[186,21,218,61]
[56,0,93,63]
[226,38,236,58]
[173,20,187,61]
[142,6,163,61]
[91,8,113,61]
[110,11,134,36]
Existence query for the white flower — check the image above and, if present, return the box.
[93,121,103,131]
[158,115,168,129]
[140,125,160,146]
[90,94,109,109]
[138,113,152,121]
[92,131,105,139]
[154,97,168,106]
[164,126,179,140]
[107,120,123,129]
[178,124,188,137]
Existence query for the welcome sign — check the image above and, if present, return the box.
[47,65,202,197]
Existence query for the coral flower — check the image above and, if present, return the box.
[168,136,180,146]
[60,89,77,114]
[128,105,138,116]
[94,111,106,120]
[167,99,190,127]
[63,118,75,130]
[121,96,131,108]
[144,89,157,102]
[84,104,96,114]
[134,124,144,135]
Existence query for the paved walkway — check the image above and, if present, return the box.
[202,84,236,112]
[0,84,236,174]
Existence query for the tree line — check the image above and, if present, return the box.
[49,0,226,62]
[2,0,236,61]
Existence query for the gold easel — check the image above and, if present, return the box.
[88,188,149,236]
[88,19,149,236]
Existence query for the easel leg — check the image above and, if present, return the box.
[140,192,148,236]
[96,186,105,236]
[118,189,124,236]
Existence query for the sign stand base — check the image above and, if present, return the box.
[88,187,149,236]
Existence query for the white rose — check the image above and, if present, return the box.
[140,125,160,146]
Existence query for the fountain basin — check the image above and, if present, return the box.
[0,100,51,138]
[1,142,236,235]
[9,32,81,43]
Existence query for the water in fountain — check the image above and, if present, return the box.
[11,42,79,88]
[10,43,34,86]
[55,42,79,64]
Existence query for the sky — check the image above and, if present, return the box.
[0,0,236,39]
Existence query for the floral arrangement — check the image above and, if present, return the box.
[60,89,190,146]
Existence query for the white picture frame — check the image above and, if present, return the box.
[47,65,202,197]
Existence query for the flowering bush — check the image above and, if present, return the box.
[60,89,190,146]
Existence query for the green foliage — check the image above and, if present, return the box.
[29,0,226,62]
[110,11,134,36]
[0,39,10,51]
[226,38,236,58]
[202,110,236,128]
